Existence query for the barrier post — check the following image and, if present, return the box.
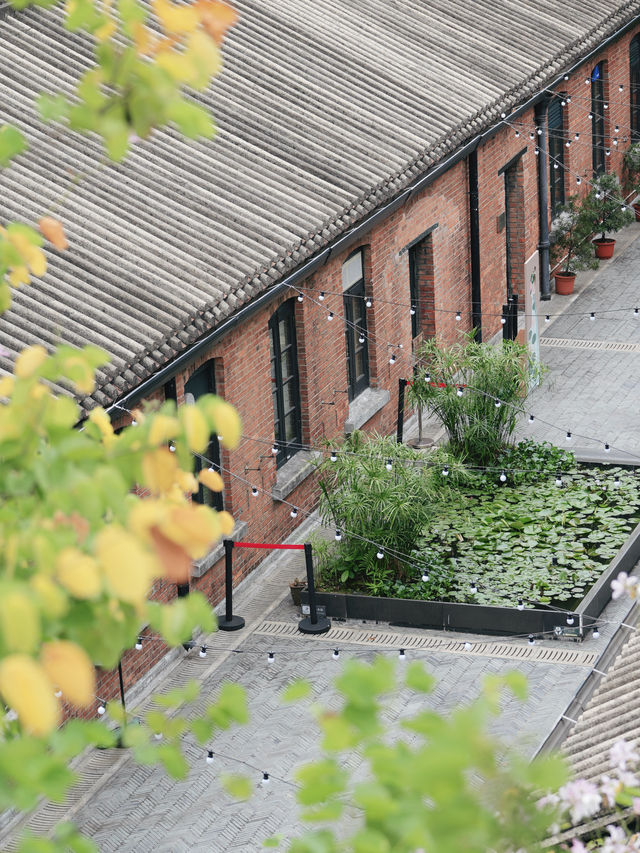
[396,377,407,443]
[218,539,245,631]
[298,543,331,634]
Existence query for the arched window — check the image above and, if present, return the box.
[342,248,369,400]
[591,62,606,175]
[184,359,223,510]
[548,97,565,211]
[269,299,302,467]
[630,35,640,141]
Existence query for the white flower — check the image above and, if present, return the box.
[600,774,622,807]
[610,739,639,771]
[619,769,640,788]
[611,572,639,600]
[571,839,587,853]
[558,779,602,823]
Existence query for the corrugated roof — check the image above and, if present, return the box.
[0,0,639,407]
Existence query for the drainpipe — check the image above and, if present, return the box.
[535,97,552,301]
[468,147,482,341]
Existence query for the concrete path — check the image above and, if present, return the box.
[5,228,640,851]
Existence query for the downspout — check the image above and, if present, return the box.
[468,147,482,341]
[535,96,552,301]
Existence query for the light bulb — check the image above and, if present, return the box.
[385,459,392,471]
[131,419,138,427]
[470,581,478,594]
[501,316,506,324]
[421,572,429,582]
[555,474,563,487]
[614,477,621,488]
[517,599,524,611]
[290,507,298,518]
[528,414,535,424]
[358,334,365,344]
[251,486,259,497]
[455,311,461,321]
[635,308,639,317]
[566,95,571,103]
[605,149,611,156]
[604,443,610,452]
[319,291,325,300]
[218,435,224,442]
[528,635,535,646]
[97,704,106,716]
[424,372,431,383]
[297,293,303,302]
[135,638,143,651]
[261,772,270,786]
[499,471,507,483]
[389,354,396,365]
[153,732,163,741]
[271,444,278,455]
[561,99,566,107]
[575,132,580,140]
[588,112,593,119]
[267,652,275,665]
[564,74,569,80]
[457,386,463,396]
[398,649,406,661]
[514,130,520,138]
[494,399,501,408]
[206,750,214,765]
[54,689,62,698]
[566,615,574,626]
[554,625,563,637]
[537,127,543,135]
[565,141,570,148]
[593,628,600,639]
[590,312,595,321]
[535,147,539,156]
[169,443,176,452]
[585,78,590,85]
[529,131,535,140]
[442,466,449,477]
[464,642,472,651]
[365,298,372,308]
[199,645,207,658]
[566,431,572,442]
[604,103,609,109]
[619,84,624,91]
[376,549,384,560]
[410,305,416,316]
[545,315,550,323]
[576,176,581,185]
[330,451,337,462]
[332,649,340,660]
[553,163,559,169]
[335,529,342,541]
[327,311,334,321]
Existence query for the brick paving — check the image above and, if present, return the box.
[5,229,640,851]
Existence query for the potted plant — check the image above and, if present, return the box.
[549,196,599,295]
[580,172,635,258]
[623,141,640,220]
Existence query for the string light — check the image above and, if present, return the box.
[376,548,384,560]
[528,635,535,646]
[206,750,214,765]
[604,443,610,453]
[385,459,393,471]
[271,444,278,455]
[593,628,600,639]
[365,297,372,308]
[494,399,501,408]
[517,599,524,611]
[318,291,325,301]
[267,652,275,665]
[327,311,334,321]
[251,486,259,497]
[421,571,429,582]
[614,476,621,488]
[545,315,550,323]
[470,581,478,594]
[297,294,303,302]
[97,703,106,716]
[398,649,406,661]
[464,642,472,651]
[330,450,338,462]
[499,471,507,483]
[199,645,207,658]
[442,466,449,477]
[135,637,143,651]
[335,529,342,541]
[590,312,595,321]
[261,772,270,786]
[358,333,365,344]
[290,507,298,518]
[566,615,574,626]
[332,649,340,660]
[457,386,464,397]
[455,311,461,321]
[528,414,535,424]
[555,473,563,487]
[566,431,572,442]
[389,353,396,365]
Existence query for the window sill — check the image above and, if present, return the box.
[344,387,390,434]
[272,450,321,502]
[192,520,248,579]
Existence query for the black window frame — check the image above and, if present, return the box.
[591,63,606,176]
[342,249,370,401]
[631,36,640,141]
[184,360,223,511]
[548,97,566,212]
[269,299,302,468]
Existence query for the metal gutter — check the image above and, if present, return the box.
[109,12,640,414]
[468,149,482,341]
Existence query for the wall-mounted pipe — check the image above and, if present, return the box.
[468,149,482,340]
[535,97,552,301]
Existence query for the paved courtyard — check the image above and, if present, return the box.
[4,227,640,851]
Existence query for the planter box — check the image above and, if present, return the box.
[302,476,640,639]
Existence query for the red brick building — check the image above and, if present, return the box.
[1,0,640,695]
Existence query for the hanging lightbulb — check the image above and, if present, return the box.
[635,308,639,317]
[545,314,550,323]
[385,459,393,471]
[494,399,501,408]
[553,163,559,170]
[335,529,342,541]
[290,507,298,518]
[590,312,595,320]
[575,132,580,140]
[319,291,325,301]
[332,649,340,660]
[272,443,278,455]
[455,311,461,321]
[619,84,624,91]
[470,581,478,593]
[514,130,520,138]
[297,293,303,302]
[588,112,593,119]
[97,703,106,716]
[54,689,62,698]
[389,353,396,365]
[251,486,259,497]
[327,311,334,321]
[554,625,563,637]
[528,635,535,646]
[529,131,535,140]
[499,471,507,483]
[153,732,163,741]
[376,548,384,560]
[135,637,143,651]
[604,102,609,109]
[500,316,506,325]
[537,127,543,135]
[517,599,524,611]
[442,466,449,477]
[398,649,406,661]
[330,450,337,462]
[585,78,590,85]
[421,571,429,582]
[464,642,472,651]
[267,652,275,665]
[169,442,176,452]
[576,176,581,185]
[410,305,416,316]
[131,418,138,427]
[358,333,365,344]
[365,297,372,308]
[604,443,610,452]
[199,645,207,658]
[555,473,563,487]
[614,476,621,488]
[566,615,574,626]
[605,149,611,157]
[457,386,464,397]
[566,431,572,442]
[565,140,570,148]
[566,95,571,103]
[528,414,535,424]
[424,372,431,383]
[261,772,270,786]
[593,628,600,639]
[535,147,539,156]
[206,750,214,765]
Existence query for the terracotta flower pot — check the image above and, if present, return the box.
[555,272,576,295]
[593,238,616,259]
[634,203,640,222]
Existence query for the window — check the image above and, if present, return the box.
[342,249,369,401]
[548,98,565,211]
[591,62,606,175]
[631,36,640,141]
[184,360,222,510]
[408,234,435,340]
[269,300,302,467]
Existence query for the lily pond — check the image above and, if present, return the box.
[408,465,640,609]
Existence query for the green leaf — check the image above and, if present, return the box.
[221,773,252,800]
[167,99,216,139]
[404,662,435,694]
[281,679,312,704]
[263,836,283,848]
[0,125,27,166]
[37,93,70,123]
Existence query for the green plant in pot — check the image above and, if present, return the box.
[549,196,599,295]
[623,141,640,220]
[580,172,634,258]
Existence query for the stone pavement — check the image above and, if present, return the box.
[5,229,640,851]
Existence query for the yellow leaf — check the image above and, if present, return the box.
[8,233,46,277]
[180,405,209,453]
[56,547,102,599]
[177,469,198,493]
[148,413,179,446]
[62,354,96,394]
[97,526,159,604]
[0,589,40,653]
[133,21,156,54]
[153,0,199,34]
[142,447,179,494]
[14,345,47,378]
[88,406,116,448]
[0,655,59,736]
[38,217,69,251]
[0,376,14,397]
[41,641,95,708]
[201,397,241,449]
[127,498,166,540]
[94,16,117,41]
[185,30,222,87]
[30,575,69,619]
[155,48,198,84]
[8,265,29,287]
[217,509,234,536]
[193,0,237,44]
[163,503,220,558]
[198,467,223,491]
[150,525,192,582]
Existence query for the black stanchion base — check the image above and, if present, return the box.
[298,616,331,634]
[218,614,246,632]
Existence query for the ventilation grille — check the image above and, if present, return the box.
[541,337,640,353]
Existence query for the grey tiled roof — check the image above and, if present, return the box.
[0,0,639,407]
